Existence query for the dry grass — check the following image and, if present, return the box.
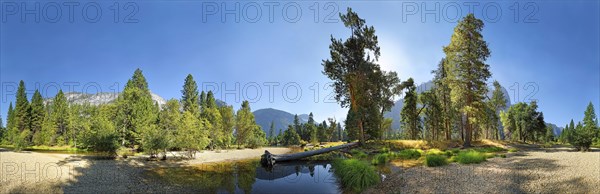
[473,139,510,149]
[386,140,461,150]
[390,158,423,168]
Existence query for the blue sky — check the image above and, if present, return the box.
[1,0,598,127]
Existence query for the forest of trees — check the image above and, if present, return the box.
[274,113,343,146]
[323,8,599,148]
[0,9,597,155]
[0,70,267,157]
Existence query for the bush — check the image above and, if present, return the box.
[332,159,380,193]
[398,149,422,160]
[425,155,448,167]
[13,130,31,151]
[455,150,486,164]
[371,153,394,165]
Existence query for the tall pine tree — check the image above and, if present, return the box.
[29,90,46,144]
[181,74,200,117]
[443,14,491,147]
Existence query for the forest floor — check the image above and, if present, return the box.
[365,144,600,194]
[0,147,291,193]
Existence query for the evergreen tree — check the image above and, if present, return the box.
[282,125,301,146]
[489,81,507,139]
[432,58,454,140]
[421,90,442,140]
[219,105,235,148]
[15,80,30,133]
[322,8,390,143]
[199,91,207,110]
[52,90,70,145]
[443,14,492,147]
[235,101,257,147]
[204,92,223,149]
[401,78,420,139]
[181,74,200,117]
[29,90,45,145]
[4,103,15,143]
[268,121,275,144]
[116,68,157,147]
[570,102,598,151]
[158,99,181,150]
[545,125,554,143]
[178,111,209,158]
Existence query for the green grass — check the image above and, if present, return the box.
[455,150,487,164]
[473,146,506,153]
[508,148,518,153]
[425,154,448,167]
[350,150,368,159]
[397,149,422,160]
[332,159,380,193]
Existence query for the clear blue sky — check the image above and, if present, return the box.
[1,0,598,127]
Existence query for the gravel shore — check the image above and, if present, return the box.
[0,147,290,194]
[366,146,600,194]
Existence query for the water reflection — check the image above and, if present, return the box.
[155,160,341,194]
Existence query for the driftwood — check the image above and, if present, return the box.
[261,142,359,166]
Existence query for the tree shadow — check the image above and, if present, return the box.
[58,155,195,193]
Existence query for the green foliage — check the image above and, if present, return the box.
[115,68,157,148]
[142,124,169,158]
[235,101,258,147]
[203,92,224,149]
[282,125,301,146]
[568,102,598,151]
[219,105,236,148]
[181,74,200,117]
[401,78,421,140]
[13,130,31,151]
[85,115,119,155]
[350,149,368,159]
[29,90,45,145]
[371,153,391,165]
[455,150,486,164]
[421,90,443,140]
[52,90,71,145]
[332,159,380,193]
[443,14,491,146]
[15,80,30,134]
[501,101,546,143]
[322,8,400,143]
[178,111,209,158]
[473,146,506,153]
[398,149,422,160]
[425,154,448,167]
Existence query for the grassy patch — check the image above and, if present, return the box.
[397,149,422,160]
[473,146,506,153]
[350,149,368,159]
[332,159,380,193]
[425,155,448,167]
[455,150,487,164]
[508,148,518,153]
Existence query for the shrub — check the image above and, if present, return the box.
[371,153,393,165]
[13,130,31,151]
[425,154,448,167]
[455,150,486,164]
[398,149,422,160]
[332,159,380,193]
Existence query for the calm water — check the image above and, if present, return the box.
[167,160,343,194]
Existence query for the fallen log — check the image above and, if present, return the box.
[261,142,359,167]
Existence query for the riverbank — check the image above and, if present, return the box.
[364,145,600,193]
[0,147,291,193]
